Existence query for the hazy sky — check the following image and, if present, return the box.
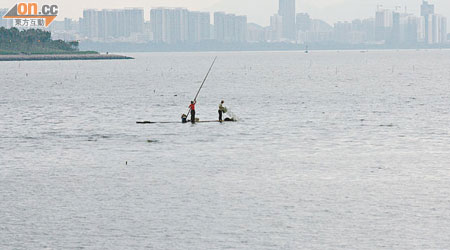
[2,0,450,26]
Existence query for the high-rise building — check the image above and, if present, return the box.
[199,12,211,41]
[151,8,211,44]
[105,10,121,38]
[234,15,247,42]
[81,9,98,38]
[214,12,226,41]
[278,0,296,40]
[151,8,189,44]
[81,8,143,40]
[431,14,440,43]
[421,1,434,44]
[125,8,144,36]
[361,18,375,42]
[188,11,210,42]
[270,14,283,42]
[440,16,447,43]
[224,14,237,42]
[170,8,189,43]
[150,8,163,42]
[214,12,247,42]
[405,16,423,44]
[223,14,235,42]
[64,18,74,31]
[391,12,401,44]
[421,1,435,17]
[431,14,447,44]
[388,12,419,45]
[188,12,199,42]
[97,10,107,39]
[375,9,393,41]
[423,15,433,43]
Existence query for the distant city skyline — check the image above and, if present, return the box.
[1,0,450,26]
[2,0,447,47]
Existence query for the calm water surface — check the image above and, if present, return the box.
[1,51,450,249]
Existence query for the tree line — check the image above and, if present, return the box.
[0,27,79,54]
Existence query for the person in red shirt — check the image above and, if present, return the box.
[189,101,196,123]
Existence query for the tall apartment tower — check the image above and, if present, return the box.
[214,12,246,42]
[125,8,144,36]
[278,0,296,40]
[150,8,189,44]
[214,12,226,41]
[189,11,210,42]
[421,0,434,44]
[150,8,163,42]
[234,15,247,42]
[81,8,144,40]
[421,1,434,16]
[375,9,393,41]
[270,14,283,42]
[82,9,99,38]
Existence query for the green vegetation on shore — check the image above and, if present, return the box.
[0,27,98,55]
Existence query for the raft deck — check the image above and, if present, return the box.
[137,119,236,124]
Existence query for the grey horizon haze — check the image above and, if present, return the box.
[2,0,450,26]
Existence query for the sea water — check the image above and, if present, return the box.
[1,50,450,249]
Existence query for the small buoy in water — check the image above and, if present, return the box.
[126,161,128,165]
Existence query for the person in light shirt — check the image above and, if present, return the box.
[218,100,226,122]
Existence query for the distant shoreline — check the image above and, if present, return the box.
[0,53,134,61]
[78,40,450,53]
